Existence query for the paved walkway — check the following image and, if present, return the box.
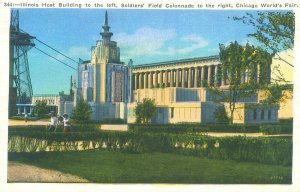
[205,132,291,137]
[7,162,89,183]
[9,119,49,126]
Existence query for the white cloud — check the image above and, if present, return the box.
[115,28,210,60]
[178,34,209,54]
[114,27,176,57]
[56,46,91,62]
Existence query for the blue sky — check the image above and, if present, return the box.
[17,9,260,94]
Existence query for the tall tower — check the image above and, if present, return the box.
[9,10,35,116]
[92,11,121,103]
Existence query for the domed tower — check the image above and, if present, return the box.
[92,11,122,103]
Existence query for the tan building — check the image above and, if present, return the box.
[126,55,279,124]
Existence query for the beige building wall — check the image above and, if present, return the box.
[271,49,293,84]
[224,103,279,124]
[258,89,293,119]
[278,90,293,119]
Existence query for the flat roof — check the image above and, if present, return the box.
[133,55,219,69]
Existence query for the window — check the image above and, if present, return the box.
[253,109,257,120]
[268,110,271,120]
[171,108,174,118]
[261,109,264,120]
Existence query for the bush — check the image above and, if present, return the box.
[260,124,293,135]
[99,118,126,124]
[128,123,260,133]
[71,99,92,123]
[214,107,230,124]
[10,116,39,121]
[8,130,292,166]
[9,124,100,133]
[279,118,293,124]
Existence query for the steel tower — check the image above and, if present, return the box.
[9,10,35,116]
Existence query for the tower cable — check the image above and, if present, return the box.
[35,38,78,64]
[20,28,78,64]
[34,46,77,70]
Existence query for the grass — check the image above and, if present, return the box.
[8,150,292,184]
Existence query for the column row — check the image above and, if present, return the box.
[133,65,223,90]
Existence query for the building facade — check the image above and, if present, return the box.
[75,11,132,121]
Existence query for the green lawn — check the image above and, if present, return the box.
[8,150,292,184]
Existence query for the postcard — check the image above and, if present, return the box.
[0,0,299,191]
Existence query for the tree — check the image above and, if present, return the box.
[71,99,92,123]
[232,11,295,68]
[34,100,48,118]
[214,106,229,124]
[209,42,273,124]
[135,98,157,124]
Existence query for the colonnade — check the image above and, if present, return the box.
[133,64,224,90]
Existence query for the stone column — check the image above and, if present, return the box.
[241,70,245,84]
[154,71,158,87]
[187,68,192,88]
[18,107,21,115]
[170,70,174,87]
[134,73,138,90]
[214,65,219,86]
[194,67,198,88]
[245,69,249,83]
[149,72,153,88]
[138,73,142,89]
[221,68,226,86]
[143,72,147,89]
[207,65,212,86]
[182,68,185,88]
[176,69,180,87]
[165,70,169,87]
[201,66,205,87]
[257,64,260,83]
[160,71,163,86]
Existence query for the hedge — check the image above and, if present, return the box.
[260,124,293,135]
[128,124,261,133]
[9,124,100,133]
[8,131,292,166]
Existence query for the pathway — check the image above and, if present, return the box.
[7,162,89,183]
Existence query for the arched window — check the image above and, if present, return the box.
[261,109,264,120]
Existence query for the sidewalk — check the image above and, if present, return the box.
[9,119,49,126]
[7,161,89,183]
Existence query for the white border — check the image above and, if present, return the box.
[0,0,299,191]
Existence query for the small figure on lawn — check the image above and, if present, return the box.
[58,115,64,129]
[63,113,70,132]
[24,113,28,123]
[48,113,58,132]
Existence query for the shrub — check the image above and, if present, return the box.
[128,123,260,133]
[260,124,293,135]
[8,130,292,166]
[99,118,126,124]
[135,98,157,124]
[71,99,92,123]
[9,116,39,121]
[214,107,230,124]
